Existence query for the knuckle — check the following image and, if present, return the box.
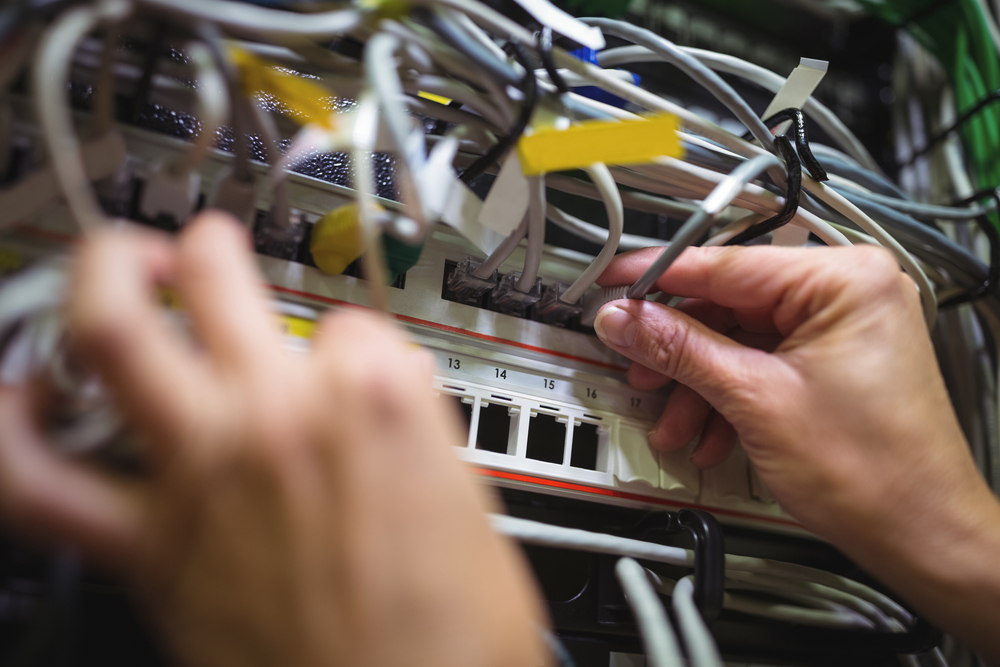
[648,319,692,380]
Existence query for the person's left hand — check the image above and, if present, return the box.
[0,212,548,667]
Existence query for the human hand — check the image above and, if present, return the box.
[0,212,547,667]
[594,245,1000,658]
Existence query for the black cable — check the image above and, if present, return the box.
[724,135,801,245]
[939,189,1000,307]
[760,108,827,182]
[419,9,521,89]
[459,41,537,186]
[537,27,568,94]
[901,89,1000,166]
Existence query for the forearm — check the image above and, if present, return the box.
[844,483,1000,661]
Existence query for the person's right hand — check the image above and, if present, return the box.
[594,245,1000,661]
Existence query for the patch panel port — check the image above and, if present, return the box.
[570,422,601,471]
[526,412,567,464]
[476,402,515,455]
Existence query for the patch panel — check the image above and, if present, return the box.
[0,107,796,535]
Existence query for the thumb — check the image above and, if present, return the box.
[594,299,780,412]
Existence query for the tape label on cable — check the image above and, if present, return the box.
[516,114,683,175]
[228,46,337,129]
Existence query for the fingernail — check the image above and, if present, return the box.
[594,306,637,348]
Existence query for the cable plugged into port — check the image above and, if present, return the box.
[441,258,596,334]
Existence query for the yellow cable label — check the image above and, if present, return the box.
[418,91,453,106]
[228,46,336,129]
[278,314,317,340]
[516,114,683,175]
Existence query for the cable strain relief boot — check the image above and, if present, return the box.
[581,285,631,327]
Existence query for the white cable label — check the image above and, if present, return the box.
[510,0,606,49]
[477,151,530,236]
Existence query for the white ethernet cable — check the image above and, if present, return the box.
[560,163,623,304]
[516,175,546,292]
[724,569,904,632]
[366,31,430,233]
[802,178,938,328]
[351,93,390,313]
[671,576,724,667]
[615,558,684,667]
[490,514,913,627]
[473,217,530,279]
[174,42,228,177]
[580,18,777,155]
[597,45,881,174]
[545,205,667,252]
[136,0,362,39]
[33,0,131,233]
[644,571,877,631]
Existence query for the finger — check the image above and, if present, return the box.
[597,245,896,334]
[675,298,737,333]
[648,383,711,452]
[729,329,783,353]
[594,299,785,412]
[690,410,737,469]
[626,362,670,391]
[732,307,779,334]
[0,387,143,567]
[175,211,283,374]
[69,226,209,443]
[312,309,465,452]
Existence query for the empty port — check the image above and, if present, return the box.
[570,422,600,471]
[476,402,513,454]
[442,395,472,433]
[526,413,566,464]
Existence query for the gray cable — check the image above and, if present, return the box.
[579,18,776,154]
[562,164,624,304]
[672,577,724,667]
[137,0,363,39]
[615,558,684,667]
[473,217,528,279]
[517,175,545,292]
[598,45,881,174]
[627,154,782,299]
[545,204,667,251]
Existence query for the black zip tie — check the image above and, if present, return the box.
[724,134,802,245]
[538,27,568,94]
[760,108,827,182]
[460,41,537,185]
[901,90,1000,167]
[939,189,1000,307]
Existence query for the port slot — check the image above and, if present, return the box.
[526,412,566,464]
[441,394,472,433]
[570,422,600,471]
[476,402,515,455]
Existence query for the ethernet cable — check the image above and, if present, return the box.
[545,204,667,252]
[626,153,784,299]
[579,18,777,155]
[136,0,363,39]
[671,576,724,667]
[472,217,530,278]
[367,31,429,232]
[803,178,938,327]
[615,558,684,667]
[560,163,622,305]
[173,42,228,178]
[33,0,132,233]
[516,175,545,292]
[351,92,390,313]
[598,45,881,174]
[490,514,914,626]
[644,569,878,631]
